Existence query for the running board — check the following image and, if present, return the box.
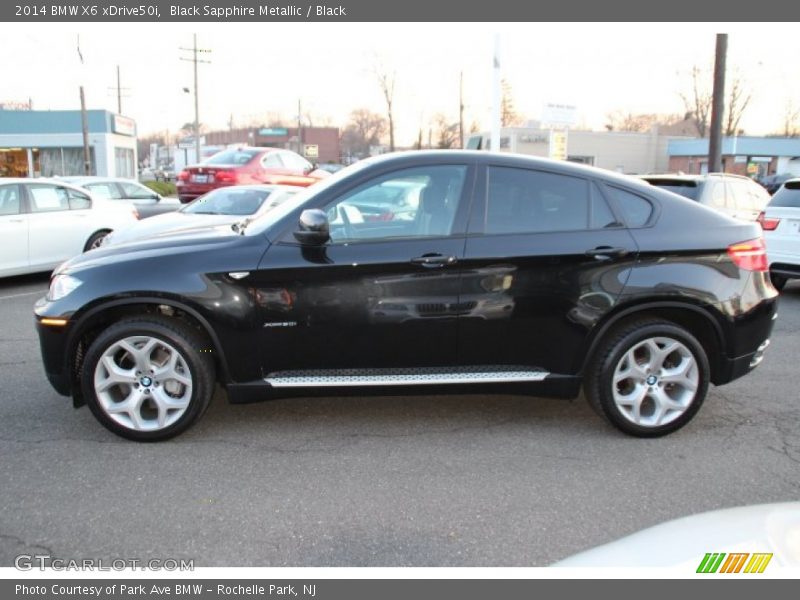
[264,367,549,388]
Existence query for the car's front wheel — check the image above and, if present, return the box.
[81,317,215,441]
[585,319,710,437]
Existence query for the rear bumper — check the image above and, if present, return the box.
[770,262,800,280]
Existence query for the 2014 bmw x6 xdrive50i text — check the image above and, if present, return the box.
[34,152,778,441]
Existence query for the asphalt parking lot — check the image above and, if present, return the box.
[0,273,798,567]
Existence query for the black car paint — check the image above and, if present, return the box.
[35,151,777,407]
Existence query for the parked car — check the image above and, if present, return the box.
[0,178,138,278]
[759,173,795,195]
[758,178,800,290]
[176,147,329,203]
[154,166,175,182]
[642,173,771,221]
[35,151,777,441]
[57,176,182,219]
[103,185,298,246]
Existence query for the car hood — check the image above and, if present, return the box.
[107,212,242,245]
[552,502,800,568]
[58,222,247,274]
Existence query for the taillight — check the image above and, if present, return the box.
[177,170,190,182]
[756,211,780,231]
[727,237,768,272]
[214,170,238,184]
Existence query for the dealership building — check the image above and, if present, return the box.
[0,109,138,178]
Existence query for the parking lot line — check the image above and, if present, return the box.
[0,290,47,301]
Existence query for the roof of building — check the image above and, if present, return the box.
[668,136,800,157]
[0,109,134,135]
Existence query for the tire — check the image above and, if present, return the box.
[84,230,111,252]
[770,273,787,292]
[584,319,710,437]
[80,316,216,441]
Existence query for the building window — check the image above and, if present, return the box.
[39,148,96,177]
[114,147,135,178]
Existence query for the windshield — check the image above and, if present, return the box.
[242,160,372,237]
[203,149,259,166]
[183,187,272,216]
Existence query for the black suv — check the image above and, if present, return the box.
[35,152,778,441]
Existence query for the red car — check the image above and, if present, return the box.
[176,147,329,203]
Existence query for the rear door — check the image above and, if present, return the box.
[458,164,639,376]
[0,184,28,275]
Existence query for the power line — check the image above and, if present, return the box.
[179,34,211,163]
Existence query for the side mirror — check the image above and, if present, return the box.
[152,193,162,201]
[293,209,330,245]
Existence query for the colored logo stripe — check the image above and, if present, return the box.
[697,553,726,573]
[719,553,749,573]
[744,553,773,573]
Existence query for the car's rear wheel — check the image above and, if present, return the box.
[585,319,709,437]
[81,317,215,441]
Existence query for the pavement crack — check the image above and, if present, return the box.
[0,532,54,555]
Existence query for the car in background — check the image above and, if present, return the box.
[0,178,137,277]
[317,163,346,174]
[154,166,175,182]
[103,184,298,246]
[759,172,795,195]
[176,147,329,204]
[34,151,777,441]
[642,173,770,222]
[57,176,181,219]
[758,178,800,290]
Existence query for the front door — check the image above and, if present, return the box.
[0,184,28,275]
[252,164,474,376]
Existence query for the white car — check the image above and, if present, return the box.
[760,178,800,290]
[0,178,138,278]
[103,184,298,246]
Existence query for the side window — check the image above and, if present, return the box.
[604,186,654,228]
[27,184,70,213]
[282,152,312,173]
[86,183,121,199]
[67,188,92,210]
[709,181,727,208]
[261,153,284,168]
[485,167,590,234]
[0,185,21,216]
[325,165,468,243]
[590,184,620,229]
[119,182,155,199]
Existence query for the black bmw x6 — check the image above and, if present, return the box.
[35,151,778,441]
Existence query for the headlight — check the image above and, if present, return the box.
[48,274,83,301]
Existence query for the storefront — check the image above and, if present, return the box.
[0,109,137,178]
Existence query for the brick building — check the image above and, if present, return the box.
[203,126,340,163]
[668,137,800,179]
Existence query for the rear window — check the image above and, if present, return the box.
[769,181,800,208]
[645,179,700,201]
[204,149,259,166]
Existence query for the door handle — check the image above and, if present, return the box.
[585,246,629,259]
[410,254,457,267]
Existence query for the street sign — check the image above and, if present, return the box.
[542,103,578,128]
[549,130,568,161]
[259,127,288,136]
[304,144,319,159]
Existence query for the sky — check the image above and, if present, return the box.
[2,22,799,145]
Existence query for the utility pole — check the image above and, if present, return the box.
[180,34,211,164]
[108,64,130,114]
[458,71,465,149]
[77,35,91,175]
[297,98,303,156]
[708,34,727,173]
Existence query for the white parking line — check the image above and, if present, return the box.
[0,290,47,301]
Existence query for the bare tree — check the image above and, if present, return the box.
[679,65,712,137]
[605,111,684,133]
[432,113,459,149]
[781,99,800,137]
[680,65,752,138]
[373,62,396,152]
[500,79,523,127]
[340,108,387,158]
[725,76,752,136]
